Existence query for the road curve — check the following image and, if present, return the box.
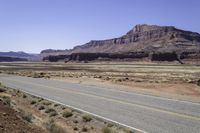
[0,74,200,133]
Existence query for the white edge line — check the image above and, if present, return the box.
[6,85,147,133]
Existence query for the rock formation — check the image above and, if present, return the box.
[42,24,200,63]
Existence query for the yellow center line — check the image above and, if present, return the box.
[4,77,200,121]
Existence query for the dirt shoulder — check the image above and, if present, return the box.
[0,83,138,133]
[0,94,47,133]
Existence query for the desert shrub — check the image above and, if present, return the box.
[23,94,27,98]
[2,96,11,106]
[49,111,58,117]
[20,111,33,123]
[45,108,55,113]
[81,127,88,132]
[33,73,40,78]
[7,71,14,74]
[0,87,6,93]
[124,128,135,133]
[42,101,52,106]
[30,100,37,105]
[45,119,66,133]
[73,127,78,131]
[82,114,92,122]
[197,80,200,86]
[73,120,78,124]
[40,72,45,76]
[62,106,66,110]
[107,123,114,127]
[38,98,44,102]
[62,109,73,118]
[102,127,112,133]
[38,105,45,110]
[54,103,60,107]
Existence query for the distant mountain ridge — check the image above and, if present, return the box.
[0,51,34,58]
[0,51,41,61]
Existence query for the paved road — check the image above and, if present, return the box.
[0,74,200,133]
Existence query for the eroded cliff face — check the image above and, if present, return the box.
[42,24,200,63]
[72,24,200,53]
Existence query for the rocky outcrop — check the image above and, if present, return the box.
[150,52,180,62]
[43,55,69,62]
[40,49,67,54]
[64,52,149,62]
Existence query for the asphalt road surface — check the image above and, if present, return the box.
[0,74,200,133]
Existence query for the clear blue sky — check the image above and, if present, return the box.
[0,0,200,53]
